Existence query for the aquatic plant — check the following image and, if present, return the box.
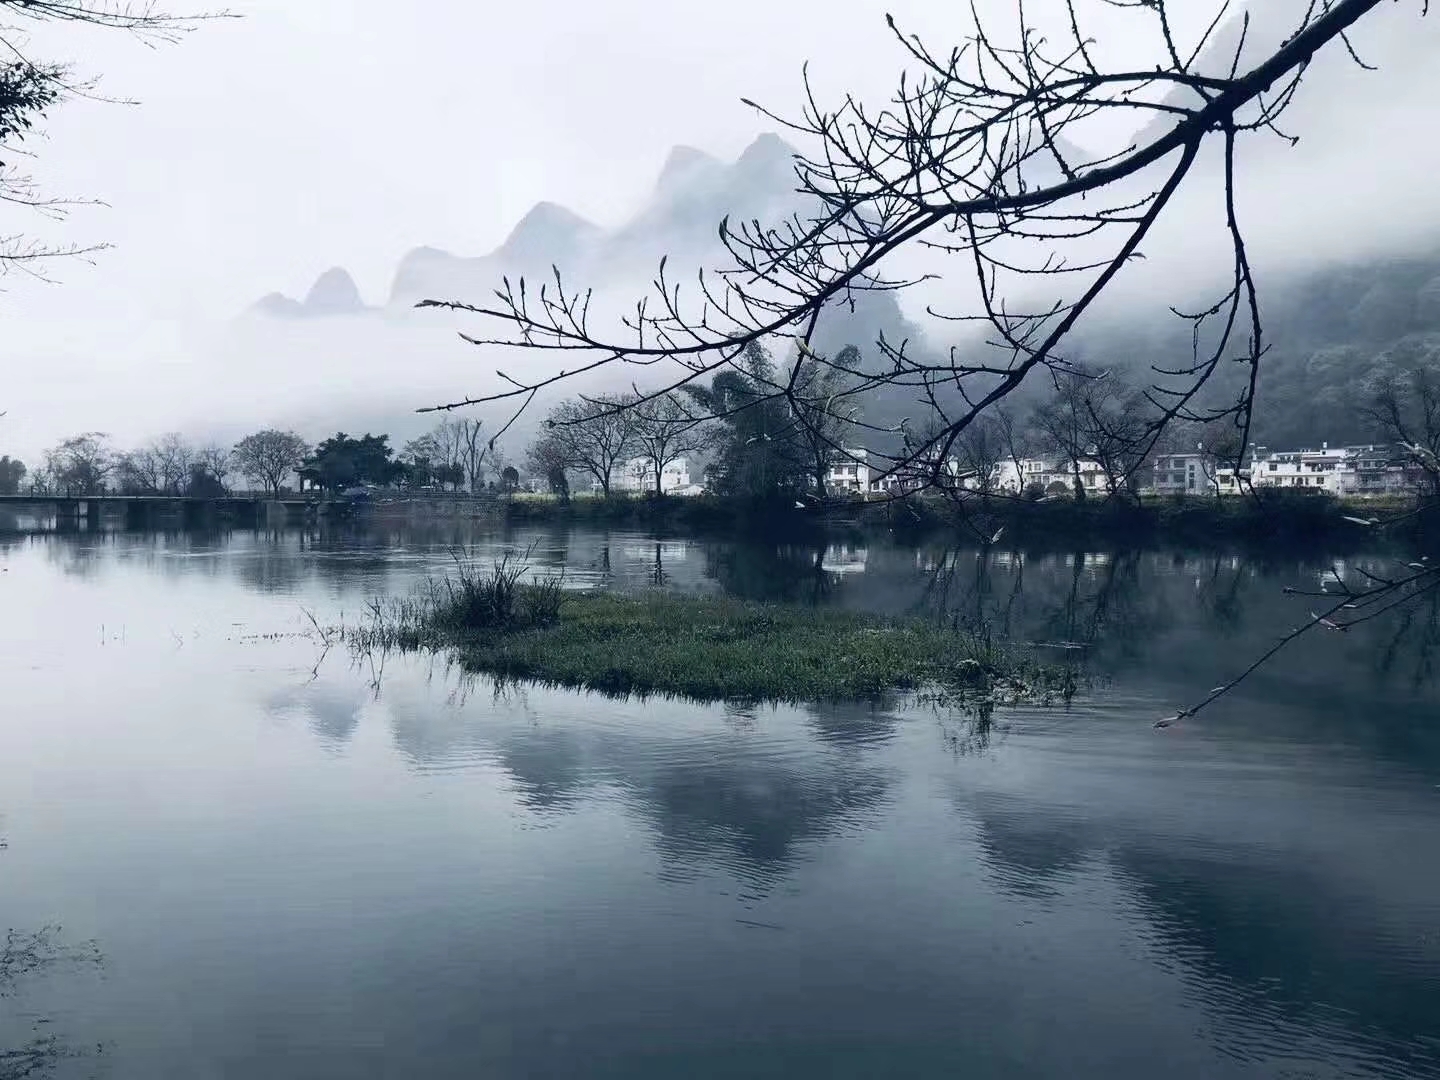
[345,562,1069,705]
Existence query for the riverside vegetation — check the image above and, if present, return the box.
[343,552,1071,705]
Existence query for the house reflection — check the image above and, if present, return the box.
[820,544,867,576]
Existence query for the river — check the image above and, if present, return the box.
[1,525,1437,1079]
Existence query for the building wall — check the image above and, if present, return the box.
[824,451,871,494]
[789,441,1419,500]
[605,456,692,494]
[1249,445,1409,496]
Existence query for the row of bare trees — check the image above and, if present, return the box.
[521,352,1240,502]
[523,341,871,499]
[400,417,492,494]
[21,431,281,498]
[526,391,711,498]
[6,417,510,500]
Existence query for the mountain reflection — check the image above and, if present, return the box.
[806,700,899,748]
[1114,845,1440,1076]
[492,721,893,892]
[382,683,896,892]
[970,794,1098,901]
[266,679,368,750]
[965,791,1440,1074]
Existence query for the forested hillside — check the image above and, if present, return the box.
[1060,252,1440,450]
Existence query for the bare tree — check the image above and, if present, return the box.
[525,433,571,501]
[197,443,232,491]
[1196,424,1246,498]
[1,2,228,280]
[543,396,636,496]
[427,419,470,491]
[787,343,864,496]
[115,446,161,493]
[1368,366,1440,497]
[453,416,490,494]
[232,429,307,497]
[955,415,1008,496]
[42,432,112,495]
[422,0,1406,499]
[1031,369,1096,500]
[152,432,192,494]
[1032,367,1147,500]
[1084,381,1151,500]
[994,406,1035,496]
[629,391,710,497]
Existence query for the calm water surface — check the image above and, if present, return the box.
[1,526,1437,1079]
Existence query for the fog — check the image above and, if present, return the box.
[2,0,1437,463]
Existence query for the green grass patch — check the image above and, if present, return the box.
[349,568,1070,704]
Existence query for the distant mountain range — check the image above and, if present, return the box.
[248,132,815,319]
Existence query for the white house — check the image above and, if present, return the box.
[1332,447,1413,496]
[824,450,872,494]
[603,456,692,494]
[870,453,964,495]
[1249,445,1347,492]
[1247,444,1411,495]
[1041,456,1126,496]
[1146,453,1249,496]
[970,457,1051,494]
[1149,453,1207,495]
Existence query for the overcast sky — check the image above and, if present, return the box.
[1,0,1437,460]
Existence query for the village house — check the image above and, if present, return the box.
[869,453,962,495]
[1149,453,1208,495]
[823,450,872,494]
[1247,444,1412,496]
[601,456,693,495]
[808,439,1423,501]
[966,457,1051,494]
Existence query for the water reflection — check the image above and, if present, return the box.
[266,678,369,751]
[1374,586,1440,689]
[382,676,899,894]
[971,793,1097,901]
[957,737,1440,1078]
[2,526,1438,1078]
[806,700,898,748]
[1115,845,1440,1076]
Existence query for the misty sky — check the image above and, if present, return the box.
[2,0,1437,460]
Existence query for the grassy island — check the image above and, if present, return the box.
[348,558,1067,704]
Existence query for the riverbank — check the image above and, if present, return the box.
[345,566,1070,704]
